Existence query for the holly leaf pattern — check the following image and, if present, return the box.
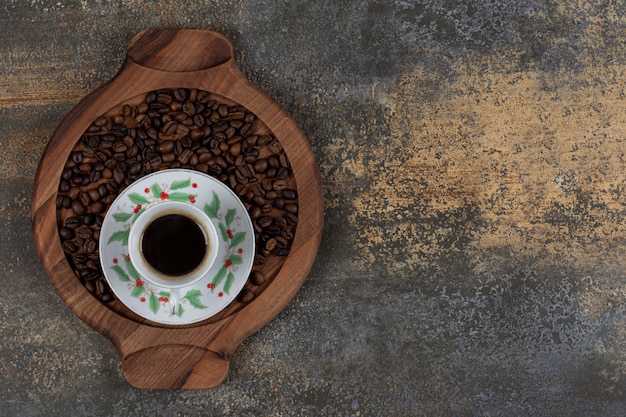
[204,192,220,218]
[111,265,130,281]
[107,229,130,245]
[167,191,194,202]
[184,289,208,309]
[171,178,191,190]
[113,212,133,223]
[128,192,149,205]
[225,208,236,227]
[228,254,243,265]
[218,223,229,242]
[149,292,160,314]
[125,258,140,280]
[211,266,227,291]
[151,183,163,199]
[229,231,246,248]
[131,285,145,298]
[224,272,235,295]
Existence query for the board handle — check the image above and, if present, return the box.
[126,29,234,72]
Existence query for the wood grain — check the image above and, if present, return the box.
[30,29,323,389]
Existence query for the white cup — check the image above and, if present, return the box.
[127,200,219,315]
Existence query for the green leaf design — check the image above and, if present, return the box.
[229,231,246,248]
[111,265,130,281]
[125,258,140,280]
[149,293,160,314]
[211,266,227,290]
[159,291,171,298]
[128,193,149,205]
[113,212,133,223]
[228,254,243,265]
[171,178,191,190]
[107,229,130,245]
[130,285,145,298]
[218,223,229,242]
[225,208,236,227]
[184,289,208,309]
[177,304,185,317]
[204,191,220,218]
[151,183,163,199]
[167,192,193,202]
[224,272,235,295]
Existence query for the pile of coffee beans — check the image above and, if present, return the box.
[56,88,298,306]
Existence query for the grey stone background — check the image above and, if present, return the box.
[2,0,626,416]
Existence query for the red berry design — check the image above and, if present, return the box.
[133,204,142,213]
[125,254,131,262]
[207,283,215,289]
[144,188,150,193]
[218,292,224,297]
[140,297,146,302]
[224,259,232,267]
[160,191,168,200]
[136,280,144,287]
[189,195,196,204]
[113,258,118,264]
[192,183,198,188]
[159,297,164,302]
[238,248,243,254]
[227,229,233,239]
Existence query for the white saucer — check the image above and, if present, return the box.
[99,169,255,325]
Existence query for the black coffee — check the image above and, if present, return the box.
[141,213,207,277]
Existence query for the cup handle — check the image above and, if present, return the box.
[169,288,180,315]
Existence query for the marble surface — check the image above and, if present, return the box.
[2,1,626,415]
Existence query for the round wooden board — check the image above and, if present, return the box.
[30,29,323,389]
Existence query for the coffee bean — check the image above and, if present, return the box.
[257,216,273,228]
[89,201,104,214]
[71,200,85,216]
[84,238,97,254]
[62,240,77,254]
[285,203,298,214]
[250,271,265,285]
[59,227,74,240]
[240,289,255,303]
[283,189,297,200]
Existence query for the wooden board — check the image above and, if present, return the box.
[30,29,323,389]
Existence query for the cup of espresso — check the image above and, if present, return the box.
[128,200,219,314]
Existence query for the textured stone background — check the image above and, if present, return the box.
[2,0,626,415]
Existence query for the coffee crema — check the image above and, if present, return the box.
[141,213,208,278]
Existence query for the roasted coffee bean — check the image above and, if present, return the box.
[129,161,142,175]
[257,216,273,228]
[253,159,268,173]
[59,227,74,240]
[250,271,265,285]
[76,226,93,240]
[274,197,285,210]
[283,189,297,200]
[273,179,287,191]
[62,196,72,209]
[84,238,97,254]
[71,151,83,165]
[89,201,105,214]
[78,192,91,207]
[59,180,70,192]
[71,200,85,216]
[62,240,77,254]
[265,238,277,251]
[239,289,255,303]
[285,203,298,214]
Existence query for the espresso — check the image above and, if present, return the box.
[141,213,207,277]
